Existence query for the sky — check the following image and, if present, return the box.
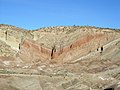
[0,0,120,30]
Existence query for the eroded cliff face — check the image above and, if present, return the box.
[0,24,120,90]
[17,26,120,64]
[0,24,120,63]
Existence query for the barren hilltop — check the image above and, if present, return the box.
[0,24,120,90]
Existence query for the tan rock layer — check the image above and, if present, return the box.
[19,34,103,60]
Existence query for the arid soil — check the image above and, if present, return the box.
[0,24,120,90]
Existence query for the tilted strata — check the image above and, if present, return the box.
[0,24,120,62]
[0,24,120,90]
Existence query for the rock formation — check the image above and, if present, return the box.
[0,24,120,90]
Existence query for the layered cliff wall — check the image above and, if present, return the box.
[0,24,120,63]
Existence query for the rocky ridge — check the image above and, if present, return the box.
[0,24,120,90]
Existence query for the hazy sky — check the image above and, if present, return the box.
[0,0,120,30]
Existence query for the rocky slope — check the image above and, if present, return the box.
[0,24,120,90]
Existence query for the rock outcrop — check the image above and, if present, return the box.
[0,24,120,90]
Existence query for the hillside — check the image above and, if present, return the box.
[0,24,120,90]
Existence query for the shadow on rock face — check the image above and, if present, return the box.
[104,88,114,90]
[104,82,120,90]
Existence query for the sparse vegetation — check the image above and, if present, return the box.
[0,24,120,90]
[0,70,16,74]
